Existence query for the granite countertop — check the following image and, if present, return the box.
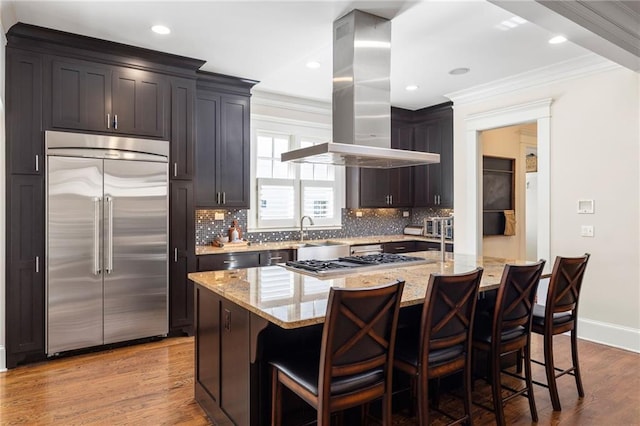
[195,234,454,255]
[188,251,546,330]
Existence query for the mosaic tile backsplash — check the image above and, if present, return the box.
[195,208,452,246]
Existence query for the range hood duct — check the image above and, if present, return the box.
[281,10,440,169]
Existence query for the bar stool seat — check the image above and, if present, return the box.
[531,304,572,326]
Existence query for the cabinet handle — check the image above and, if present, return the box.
[223,260,235,264]
[114,114,118,129]
[216,192,220,204]
[105,196,113,274]
[35,256,39,273]
[434,195,437,204]
[174,248,178,263]
[222,192,226,204]
[224,309,231,331]
[173,163,178,177]
[35,155,39,172]
[270,256,283,261]
[390,195,393,205]
[438,195,441,205]
[395,246,405,250]
[107,113,110,129]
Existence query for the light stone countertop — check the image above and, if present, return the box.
[188,251,546,330]
[195,234,453,255]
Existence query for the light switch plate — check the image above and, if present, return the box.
[577,200,594,214]
[214,212,225,221]
[580,225,594,237]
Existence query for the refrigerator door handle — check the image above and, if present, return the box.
[105,195,113,274]
[94,197,102,275]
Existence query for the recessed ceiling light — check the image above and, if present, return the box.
[405,85,419,91]
[549,35,567,44]
[306,61,321,69]
[151,25,171,35]
[449,67,470,76]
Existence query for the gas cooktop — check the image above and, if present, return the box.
[281,253,432,277]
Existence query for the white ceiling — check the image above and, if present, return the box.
[2,0,618,109]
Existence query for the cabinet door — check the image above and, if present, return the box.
[195,91,220,206]
[112,68,167,138]
[6,175,45,368]
[217,95,250,208]
[438,116,454,208]
[51,59,111,132]
[170,78,196,180]
[170,181,196,332]
[389,124,414,207]
[198,252,261,271]
[413,121,440,207]
[220,299,250,426]
[359,168,391,207]
[7,50,42,175]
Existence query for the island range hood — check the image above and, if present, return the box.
[281,10,440,169]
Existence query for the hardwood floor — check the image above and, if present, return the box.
[1,334,638,425]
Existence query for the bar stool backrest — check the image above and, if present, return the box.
[546,254,590,316]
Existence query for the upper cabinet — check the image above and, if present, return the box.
[412,103,453,208]
[51,59,168,138]
[6,49,43,175]
[195,72,257,208]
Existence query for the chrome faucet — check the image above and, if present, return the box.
[300,215,315,242]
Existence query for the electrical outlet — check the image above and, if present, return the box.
[355,211,363,217]
[214,212,225,221]
[402,211,410,217]
[580,225,594,237]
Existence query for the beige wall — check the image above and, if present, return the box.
[453,66,640,351]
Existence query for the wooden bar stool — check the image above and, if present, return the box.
[531,254,590,411]
[472,260,546,426]
[270,280,405,426]
[394,267,484,426]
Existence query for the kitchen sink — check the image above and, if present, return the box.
[295,240,350,261]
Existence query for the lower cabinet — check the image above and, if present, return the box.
[6,175,45,368]
[259,250,293,266]
[169,181,196,334]
[197,249,293,271]
[415,241,454,253]
[383,241,417,254]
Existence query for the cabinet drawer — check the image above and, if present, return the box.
[415,241,454,253]
[383,241,417,254]
[197,252,260,271]
[259,250,293,266]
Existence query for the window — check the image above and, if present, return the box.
[252,130,343,230]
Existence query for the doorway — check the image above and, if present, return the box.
[461,98,551,262]
[479,123,538,261]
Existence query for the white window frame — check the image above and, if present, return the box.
[249,117,344,232]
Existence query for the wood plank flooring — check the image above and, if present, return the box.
[1,334,638,425]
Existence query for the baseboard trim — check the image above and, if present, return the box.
[0,345,6,372]
[578,318,640,353]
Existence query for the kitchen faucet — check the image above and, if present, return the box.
[300,216,314,242]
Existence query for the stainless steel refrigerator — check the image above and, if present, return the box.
[46,131,169,355]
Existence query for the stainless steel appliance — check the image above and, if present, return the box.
[282,253,431,277]
[349,244,384,256]
[424,216,454,239]
[403,225,425,236]
[281,10,439,168]
[46,131,169,355]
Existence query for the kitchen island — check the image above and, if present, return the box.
[188,251,544,425]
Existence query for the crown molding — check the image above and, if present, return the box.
[446,54,620,106]
[252,89,331,116]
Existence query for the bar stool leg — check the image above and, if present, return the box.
[524,342,538,422]
[544,332,562,411]
[491,350,506,426]
[463,359,474,426]
[571,328,585,398]
[271,368,283,426]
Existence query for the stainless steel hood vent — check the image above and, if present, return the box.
[281,10,440,169]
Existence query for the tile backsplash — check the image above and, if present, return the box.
[196,208,452,246]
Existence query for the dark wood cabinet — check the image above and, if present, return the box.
[383,241,417,254]
[169,181,196,333]
[170,78,195,180]
[7,49,43,175]
[415,241,454,253]
[195,73,257,208]
[259,250,293,266]
[6,175,45,368]
[197,252,261,272]
[50,59,167,138]
[413,105,453,208]
[349,117,414,208]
